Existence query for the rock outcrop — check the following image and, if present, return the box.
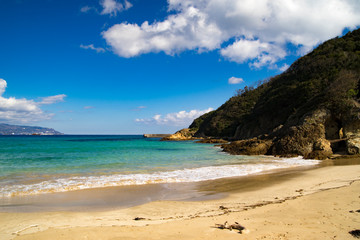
[343,119,360,154]
[143,134,171,138]
[271,109,334,159]
[196,139,228,144]
[221,138,273,155]
[222,108,357,159]
[161,128,198,141]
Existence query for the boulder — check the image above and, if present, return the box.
[304,138,333,159]
[221,138,273,155]
[272,109,329,158]
[343,119,360,155]
[196,139,228,144]
[346,138,360,155]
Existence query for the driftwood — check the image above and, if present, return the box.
[349,209,360,213]
[349,230,360,238]
[215,221,245,233]
[219,205,228,210]
[215,221,228,229]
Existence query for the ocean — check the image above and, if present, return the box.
[0,135,320,198]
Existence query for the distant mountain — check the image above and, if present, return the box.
[0,123,63,135]
[169,28,360,159]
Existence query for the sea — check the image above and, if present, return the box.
[0,135,320,210]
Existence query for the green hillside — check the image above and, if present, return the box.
[185,28,360,158]
[191,28,360,140]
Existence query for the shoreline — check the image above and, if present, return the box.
[0,154,320,210]
[1,157,359,240]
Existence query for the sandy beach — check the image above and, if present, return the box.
[1,158,360,240]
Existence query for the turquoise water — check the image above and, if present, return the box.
[0,135,319,197]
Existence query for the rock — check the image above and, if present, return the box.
[305,150,332,160]
[304,138,333,159]
[161,128,198,141]
[313,138,332,152]
[272,109,333,159]
[221,138,273,155]
[196,139,228,144]
[343,119,360,155]
[346,138,360,155]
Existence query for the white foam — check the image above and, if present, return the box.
[0,157,319,197]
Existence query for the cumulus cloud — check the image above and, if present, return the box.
[135,108,213,126]
[100,0,132,16]
[228,77,244,85]
[80,44,106,53]
[102,6,223,57]
[102,0,360,68]
[0,79,66,123]
[220,39,286,68]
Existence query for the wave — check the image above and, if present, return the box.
[0,157,319,197]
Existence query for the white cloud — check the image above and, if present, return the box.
[279,63,290,72]
[0,79,66,123]
[102,0,360,68]
[80,6,95,13]
[220,39,286,68]
[228,77,244,85]
[80,44,105,53]
[39,94,66,105]
[102,6,223,57]
[100,0,132,16]
[84,106,95,109]
[0,79,6,96]
[135,108,214,126]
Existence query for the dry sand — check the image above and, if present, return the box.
[1,160,359,240]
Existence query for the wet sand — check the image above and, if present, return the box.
[0,161,321,213]
[0,157,359,240]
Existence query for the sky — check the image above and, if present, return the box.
[0,0,359,134]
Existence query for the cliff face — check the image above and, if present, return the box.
[189,28,360,159]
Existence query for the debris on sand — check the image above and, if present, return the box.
[349,229,360,238]
[215,221,245,233]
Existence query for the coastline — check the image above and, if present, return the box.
[1,157,359,240]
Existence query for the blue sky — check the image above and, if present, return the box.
[0,0,359,134]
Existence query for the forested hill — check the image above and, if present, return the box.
[190,28,360,140]
[0,123,63,135]
[173,28,360,159]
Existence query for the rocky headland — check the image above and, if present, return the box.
[164,28,360,160]
[161,128,199,141]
